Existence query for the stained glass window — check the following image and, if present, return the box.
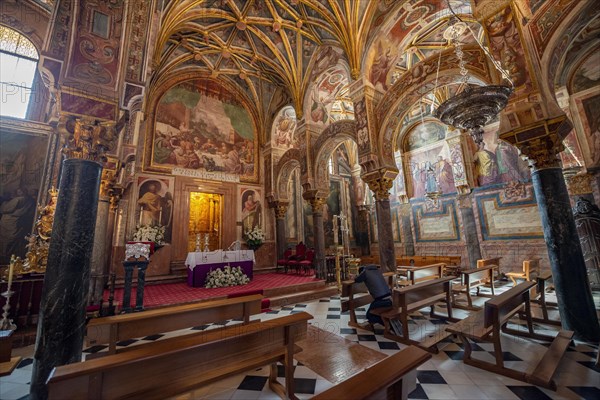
[0,26,39,118]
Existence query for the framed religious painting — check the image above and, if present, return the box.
[239,186,263,235]
[0,118,54,266]
[132,174,175,243]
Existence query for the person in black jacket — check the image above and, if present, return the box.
[354,265,392,328]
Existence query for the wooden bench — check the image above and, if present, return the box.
[530,271,561,326]
[86,294,262,357]
[376,276,457,353]
[0,330,21,377]
[311,345,431,400]
[477,257,501,279]
[48,312,312,400]
[506,259,540,286]
[445,281,573,390]
[396,255,461,269]
[341,272,395,330]
[452,265,496,310]
[396,263,446,286]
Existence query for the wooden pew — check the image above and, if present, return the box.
[86,294,262,356]
[477,257,501,279]
[376,277,457,353]
[506,259,540,286]
[530,271,561,326]
[445,281,573,390]
[341,272,395,330]
[396,263,445,286]
[48,312,312,400]
[452,265,496,310]
[311,345,431,400]
[396,255,461,269]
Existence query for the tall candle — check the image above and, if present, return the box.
[158,207,162,225]
[7,260,14,288]
[139,205,143,225]
[333,218,339,245]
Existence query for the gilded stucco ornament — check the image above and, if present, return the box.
[59,116,117,163]
[274,203,289,220]
[366,177,394,201]
[565,174,593,196]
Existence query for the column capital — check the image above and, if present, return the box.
[269,201,289,220]
[99,168,117,200]
[365,177,394,201]
[564,173,593,196]
[109,184,124,211]
[499,115,571,172]
[456,193,473,209]
[58,115,118,163]
[308,197,327,213]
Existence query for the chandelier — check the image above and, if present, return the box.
[433,12,513,145]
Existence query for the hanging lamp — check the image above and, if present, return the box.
[433,7,514,145]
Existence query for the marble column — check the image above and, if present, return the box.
[356,205,371,255]
[502,118,600,341]
[30,158,102,399]
[89,197,110,306]
[398,203,415,257]
[457,194,482,269]
[309,197,327,280]
[273,202,289,260]
[366,178,396,272]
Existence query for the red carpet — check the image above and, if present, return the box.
[105,273,320,309]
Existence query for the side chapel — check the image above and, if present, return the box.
[0,0,599,399]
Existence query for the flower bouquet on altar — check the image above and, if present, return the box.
[205,265,250,288]
[244,226,265,251]
[129,224,166,253]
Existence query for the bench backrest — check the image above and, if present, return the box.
[461,265,495,286]
[523,259,540,278]
[484,281,536,329]
[477,257,501,269]
[49,312,312,400]
[311,345,431,400]
[341,272,396,312]
[397,256,461,267]
[394,276,454,309]
[408,263,445,284]
[86,294,262,348]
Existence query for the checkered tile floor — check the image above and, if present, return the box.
[1,282,599,400]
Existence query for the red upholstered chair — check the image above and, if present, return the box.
[276,248,292,273]
[287,242,307,274]
[299,249,315,276]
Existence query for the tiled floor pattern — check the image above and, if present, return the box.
[1,283,599,400]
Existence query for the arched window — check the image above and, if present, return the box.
[0,26,39,118]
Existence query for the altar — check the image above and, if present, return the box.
[185,250,255,287]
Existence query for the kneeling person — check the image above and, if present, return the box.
[354,265,392,328]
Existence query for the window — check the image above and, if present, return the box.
[0,26,39,119]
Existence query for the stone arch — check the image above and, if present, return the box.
[539,2,600,103]
[377,49,492,168]
[274,148,303,202]
[312,120,358,191]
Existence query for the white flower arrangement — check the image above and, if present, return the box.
[205,265,250,288]
[132,224,165,246]
[244,225,265,249]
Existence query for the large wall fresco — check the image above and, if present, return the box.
[472,129,530,187]
[574,91,600,167]
[569,49,600,94]
[151,80,258,183]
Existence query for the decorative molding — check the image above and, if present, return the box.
[565,173,593,196]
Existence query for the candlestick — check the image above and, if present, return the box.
[333,218,339,245]
[7,261,14,288]
[158,207,162,225]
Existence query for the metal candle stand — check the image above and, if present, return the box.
[0,288,16,331]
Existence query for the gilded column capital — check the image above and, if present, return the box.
[499,116,571,172]
[58,115,118,163]
[270,201,289,220]
[308,197,327,213]
[109,185,124,211]
[99,168,117,200]
[365,177,394,201]
[564,173,593,196]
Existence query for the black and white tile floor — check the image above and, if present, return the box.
[1,284,599,400]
